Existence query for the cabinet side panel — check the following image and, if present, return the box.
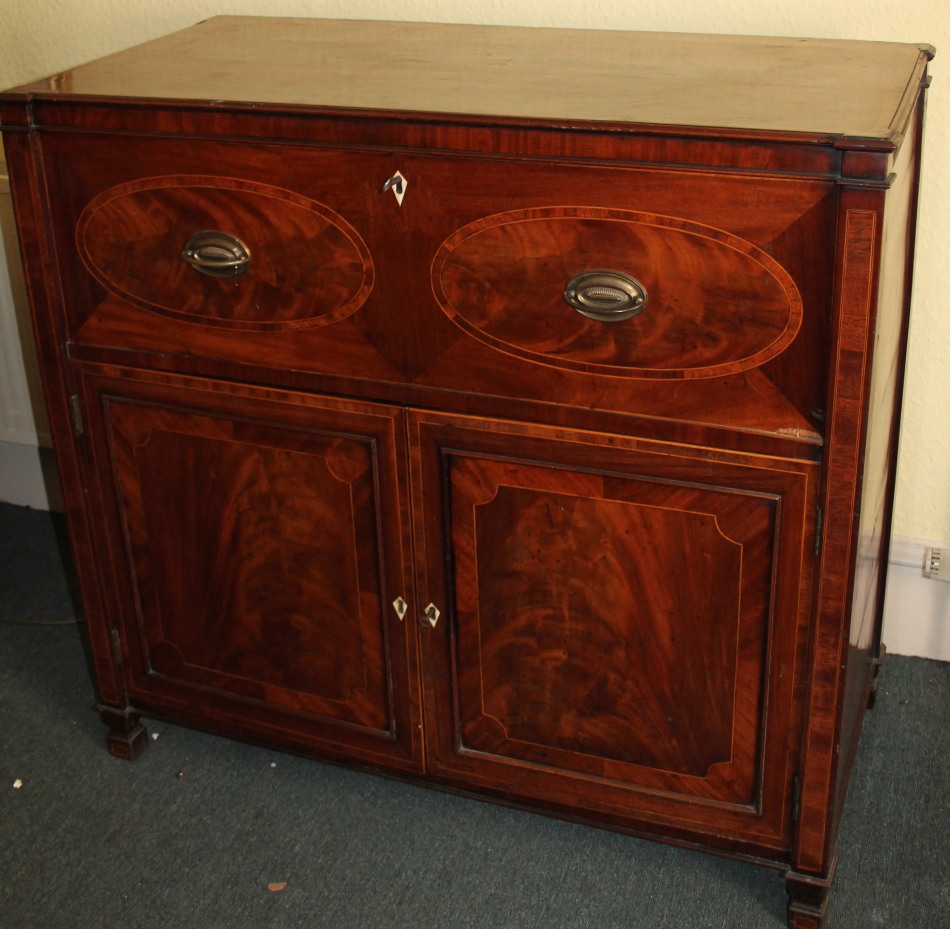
[1,127,126,706]
[796,202,882,876]
[838,99,926,797]
[796,88,927,876]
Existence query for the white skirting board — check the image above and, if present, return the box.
[0,441,63,512]
[0,438,946,662]
[883,537,950,662]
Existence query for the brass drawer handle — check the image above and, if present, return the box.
[182,230,252,278]
[563,270,648,322]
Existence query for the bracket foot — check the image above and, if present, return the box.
[786,859,837,929]
[97,704,149,760]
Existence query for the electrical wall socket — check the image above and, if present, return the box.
[923,548,948,582]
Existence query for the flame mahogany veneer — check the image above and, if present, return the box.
[0,18,933,927]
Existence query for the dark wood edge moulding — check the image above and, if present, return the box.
[0,71,927,184]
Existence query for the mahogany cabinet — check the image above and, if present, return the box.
[0,18,933,928]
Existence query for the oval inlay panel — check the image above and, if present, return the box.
[77,176,373,330]
[432,208,802,378]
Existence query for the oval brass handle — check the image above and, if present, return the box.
[182,231,251,279]
[563,270,648,322]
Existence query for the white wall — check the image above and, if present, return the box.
[1,0,947,543]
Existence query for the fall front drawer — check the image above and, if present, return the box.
[49,133,833,446]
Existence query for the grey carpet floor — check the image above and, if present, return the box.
[0,502,948,928]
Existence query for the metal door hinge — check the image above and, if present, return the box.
[792,775,802,822]
[69,393,85,437]
[109,626,123,665]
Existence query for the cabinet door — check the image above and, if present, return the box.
[81,366,422,772]
[411,412,817,853]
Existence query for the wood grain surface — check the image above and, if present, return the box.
[412,410,817,851]
[81,366,423,771]
[78,175,373,329]
[4,18,932,139]
[434,207,801,377]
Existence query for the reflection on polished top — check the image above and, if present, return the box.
[2,16,935,140]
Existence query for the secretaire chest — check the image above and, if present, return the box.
[0,18,933,928]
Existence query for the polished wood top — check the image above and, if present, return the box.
[2,17,933,140]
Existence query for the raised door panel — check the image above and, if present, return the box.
[80,366,421,771]
[411,412,817,853]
